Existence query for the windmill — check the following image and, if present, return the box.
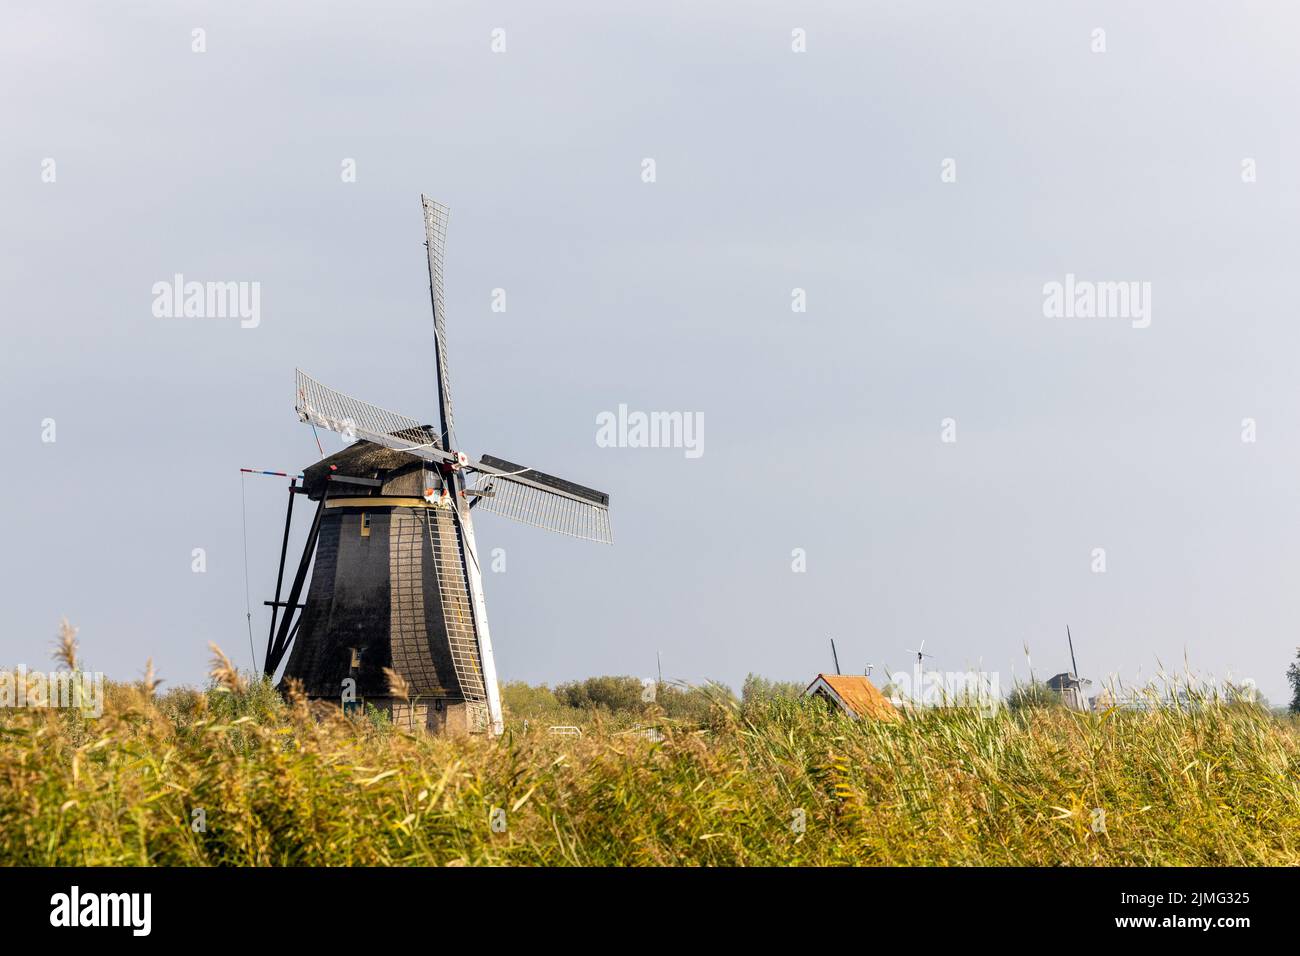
[1045,626,1093,711]
[259,197,612,736]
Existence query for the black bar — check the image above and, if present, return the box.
[2,866,1285,940]
[478,453,609,506]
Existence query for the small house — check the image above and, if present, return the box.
[804,674,900,721]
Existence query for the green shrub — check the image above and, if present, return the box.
[740,673,805,706]
[500,681,563,718]
[1007,681,1063,712]
[554,675,647,713]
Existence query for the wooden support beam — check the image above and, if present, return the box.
[328,474,383,488]
[263,479,297,674]
[265,484,328,677]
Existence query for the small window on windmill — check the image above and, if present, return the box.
[360,511,370,538]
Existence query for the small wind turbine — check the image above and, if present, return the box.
[905,640,934,666]
[902,641,935,708]
[830,638,841,675]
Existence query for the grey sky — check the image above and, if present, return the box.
[4,2,1298,704]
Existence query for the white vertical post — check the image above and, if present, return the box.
[457,501,504,735]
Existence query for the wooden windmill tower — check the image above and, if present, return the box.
[260,197,612,735]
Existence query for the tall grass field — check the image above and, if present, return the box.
[1,642,1297,866]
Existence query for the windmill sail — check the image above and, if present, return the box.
[295,371,612,542]
[296,369,443,458]
[421,196,456,447]
[418,500,489,729]
[469,453,613,544]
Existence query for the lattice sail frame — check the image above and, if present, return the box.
[468,472,613,545]
[296,369,440,456]
[422,196,456,447]
[419,496,489,727]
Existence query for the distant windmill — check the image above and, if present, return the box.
[1046,626,1093,710]
[830,638,841,675]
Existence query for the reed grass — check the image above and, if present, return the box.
[0,659,1296,866]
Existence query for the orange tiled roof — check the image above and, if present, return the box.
[808,674,901,721]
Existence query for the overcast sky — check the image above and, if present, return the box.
[4,1,1299,704]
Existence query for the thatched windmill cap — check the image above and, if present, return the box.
[301,439,429,500]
